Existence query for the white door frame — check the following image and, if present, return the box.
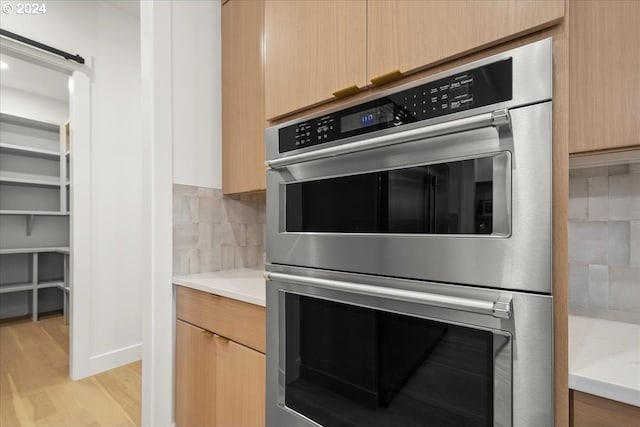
[0,37,92,379]
[140,2,174,426]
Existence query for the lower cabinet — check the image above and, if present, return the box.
[571,390,640,427]
[216,336,266,427]
[175,286,266,427]
[175,320,216,427]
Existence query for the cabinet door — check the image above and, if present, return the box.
[571,390,640,427]
[222,0,266,194]
[215,336,266,427]
[569,0,640,153]
[175,320,216,427]
[264,0,367,120]
[368,1,564,81]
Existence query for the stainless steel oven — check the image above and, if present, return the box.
[266,266,553,427]
[265,39,554,427]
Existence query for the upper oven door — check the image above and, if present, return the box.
[266,102,552,293]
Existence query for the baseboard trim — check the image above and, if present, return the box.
[72,342,142,380]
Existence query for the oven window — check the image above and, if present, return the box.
[285,294,495,427]
[285,157,495,234]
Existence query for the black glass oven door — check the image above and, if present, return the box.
[284,293,509,427]
[285,154,506,235]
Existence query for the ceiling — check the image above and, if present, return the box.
[105,0,140,20]
[0,54,69,102]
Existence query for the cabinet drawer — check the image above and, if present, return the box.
[176,286,266,353]
[571,390,640,427]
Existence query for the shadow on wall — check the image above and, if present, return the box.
[568,162,640,313]
[173,184,265,275]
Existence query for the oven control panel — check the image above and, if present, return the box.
[279,58,512,154]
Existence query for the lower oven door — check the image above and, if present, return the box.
[266,267,553,427]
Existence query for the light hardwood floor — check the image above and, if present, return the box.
[0,314,141,427]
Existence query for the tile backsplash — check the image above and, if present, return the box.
[173,184,265,275]
[569,163,640,313]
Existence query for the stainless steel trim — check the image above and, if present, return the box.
[267,110,509,170]
[492,298,513,319]
[266,271,512,319]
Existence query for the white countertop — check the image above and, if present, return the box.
[569,308,640,406]
[173,268,266,307]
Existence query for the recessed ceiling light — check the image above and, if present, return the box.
[0,61,8,70]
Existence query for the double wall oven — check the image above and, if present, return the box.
[265,39,554,427]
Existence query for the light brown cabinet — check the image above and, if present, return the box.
[215,337,266,427]
[175,286,266,427]
[175,320,216,427]
[571,390,640,427]
[568,0,640,153]
[263,0,563,120]
[367,1,564,81]
[264,0,367,120]
[222,0,266,194]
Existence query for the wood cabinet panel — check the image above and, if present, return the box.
[571,390,640,427]
[367,0,564,82]
[176,286,266,353]
[569,0,640,153]
[222,0,266,194]
[175,320,216,427]
[215,337,266,427]
[264,0,367,120]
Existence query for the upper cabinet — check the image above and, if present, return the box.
[263,0,563,121]
[368,0,565,81]
[264,0,367,120]
[569,0,640,153]
[222,0,266,194]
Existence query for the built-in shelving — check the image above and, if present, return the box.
[0,113,70,321]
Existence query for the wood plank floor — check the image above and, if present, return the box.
[0,314,141,427]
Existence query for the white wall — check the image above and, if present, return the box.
[1,1,143,376]
[0,86,69,124]
[141,1,222,425]
[171,0,222,189]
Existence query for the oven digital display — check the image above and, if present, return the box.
[341,103,394,133]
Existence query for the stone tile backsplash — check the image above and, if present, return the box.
[173,184,265,275]
[569,163,640,313]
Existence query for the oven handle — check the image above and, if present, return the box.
[266,109,510,170]
[265,272,512,319]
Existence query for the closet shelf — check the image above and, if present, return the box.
[38,280,64,289]
[0,112,60,131]
[0,143,61,159]
[0,281,65,294]
[0,174,62,188]
[0,210,68,216]
[0,283,32,294]
[0,247,70,255]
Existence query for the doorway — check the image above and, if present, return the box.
[0,34,91,380]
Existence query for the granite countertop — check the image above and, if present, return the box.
[569,307,640,406]
[173,268,266,307]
